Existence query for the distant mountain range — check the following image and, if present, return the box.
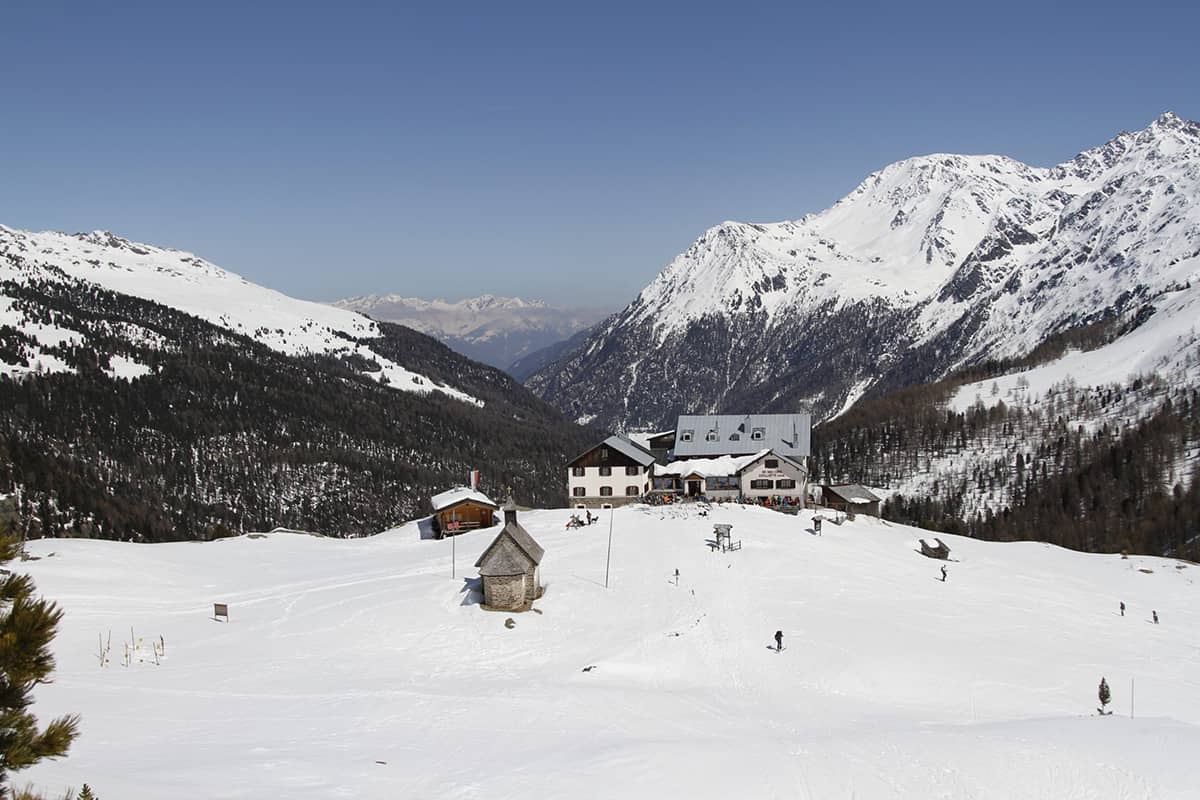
[0,226,594,540]
[527,112,1200,431]
[332,293,608,374]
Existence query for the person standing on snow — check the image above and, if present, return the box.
[940,564,948,582]
[774,630,784,652]
[1120,601,1125,616]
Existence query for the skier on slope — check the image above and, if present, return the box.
[940,564,948,582]
[1120,601,1125,616]
[774,630,784,652]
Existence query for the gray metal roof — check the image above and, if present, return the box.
[605,434,658,465]
[823,484,882,504]
[569,434,657,467]
[672,413,811,459]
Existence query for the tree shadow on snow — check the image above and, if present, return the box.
[459,577,483,606]
[418,517,439,540]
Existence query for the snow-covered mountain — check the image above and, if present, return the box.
[0,226,477,403]
[333,293,607,373]
[0,226,594,539]
[529,112,1200,429]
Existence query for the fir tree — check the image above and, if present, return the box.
[0,512,81,795]
[76,785,98,800]
[1097,676,1112,715]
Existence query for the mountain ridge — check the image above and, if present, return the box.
[528,112,1200,430]
[333,292,607,373]
[0,226,595,540]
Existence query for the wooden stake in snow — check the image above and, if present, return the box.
[604,509,614,588]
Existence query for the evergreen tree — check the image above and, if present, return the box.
[1097,676,1112,715]
[0,512,81,795]
[76,785,97,800]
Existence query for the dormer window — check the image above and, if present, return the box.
[751,427,765,441]
[679,429,694,442]
[729,433,740,441]
[705,430,719,442]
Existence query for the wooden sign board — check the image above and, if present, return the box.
[213,602,229,621]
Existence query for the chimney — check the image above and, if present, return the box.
[469,470,479,490]
[502,497,518,526]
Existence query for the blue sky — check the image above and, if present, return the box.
[3,1,1197,310]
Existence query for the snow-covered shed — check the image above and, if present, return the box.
[431,487,498,537]
[475,500,544,611]
[820,484,882,517]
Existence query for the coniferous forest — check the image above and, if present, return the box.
[0,270,596,541]
[813,352,1200,561]
[4,261,1198,558]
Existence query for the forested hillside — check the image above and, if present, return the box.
[812,337,1200,560]
[0,269,594,541]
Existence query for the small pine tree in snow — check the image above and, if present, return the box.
[0,518,81,794]
[1097,677,1112,715]
[77,784,99,800]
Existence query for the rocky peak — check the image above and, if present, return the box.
[1149,110,1196,135]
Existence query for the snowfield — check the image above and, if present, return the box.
[14,506,1200,799]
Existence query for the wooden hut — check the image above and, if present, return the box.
[821,484,882,517]
[431,487,498,537]
[475,500,544,611]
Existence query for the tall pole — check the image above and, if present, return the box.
[604,507,614,588]
[452,532,456,580]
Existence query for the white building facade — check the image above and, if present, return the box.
[566,435,657,507]
[654,449,808,504]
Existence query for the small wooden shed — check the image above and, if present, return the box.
[431,487,498,537]
[475,500,544,611]
[821,484,882,517]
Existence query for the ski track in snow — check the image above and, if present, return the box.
[14,505,1200,799]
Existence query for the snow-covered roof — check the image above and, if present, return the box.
[430,487,497,512]
[824,485,882,505]
[626,430,675,450]
[658,450,769,478]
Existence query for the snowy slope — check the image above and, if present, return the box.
[334,293,607,372]
[948,283,1200,413]
[15,505,1200,799]
[0,226,480,404]
[530,112,1200,429]
[629,113,1199,349]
